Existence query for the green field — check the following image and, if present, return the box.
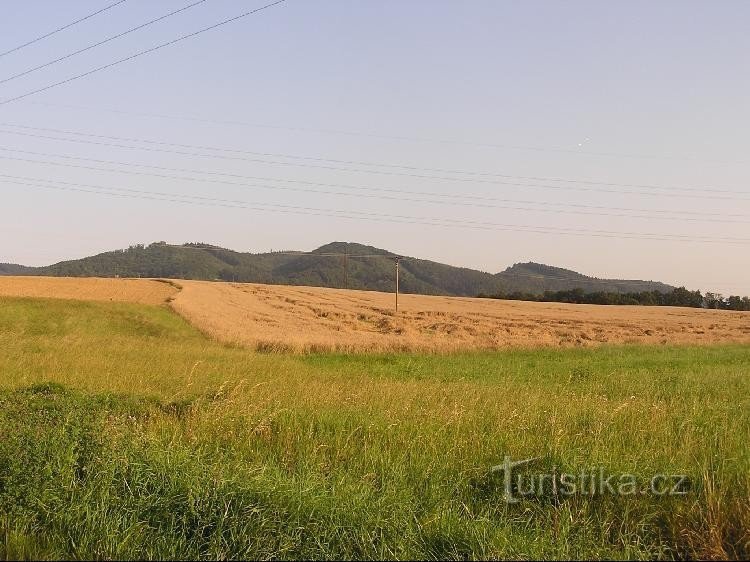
[0,296,748,560]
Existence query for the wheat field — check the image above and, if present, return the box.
[3,276,749,352]
[171,280,750,352]
[0,276,177,305]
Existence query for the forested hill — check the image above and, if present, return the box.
[495,262,674,294]
[1,241,674,297]
[0,263,31,275]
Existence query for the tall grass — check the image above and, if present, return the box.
[0,296,748,559]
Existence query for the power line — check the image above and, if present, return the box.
[0,147,741,216]
[5,147,747,214]
[0,0,288,106]
[3,176,750,245]
[0,0,209,86]
[2,131,750,205]
[1,122,748,197]
[0,0,130,58]
[16,99,749,167]
[1,162,749,226]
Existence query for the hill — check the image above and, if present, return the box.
[1,241,673,296]
[495,262,674,294]
[0,263,31,275]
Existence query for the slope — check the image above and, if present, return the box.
[2,241,674,296]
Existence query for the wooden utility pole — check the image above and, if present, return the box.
[395,257,400,313]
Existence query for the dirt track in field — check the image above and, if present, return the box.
[170,280,750,352]
[0,276,177,305]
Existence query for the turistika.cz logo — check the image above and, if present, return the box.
[491,456,691,504]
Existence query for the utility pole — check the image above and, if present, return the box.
[344,252,349,289]
[395,257,400,313]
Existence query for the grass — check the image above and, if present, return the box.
[0,296,748,559]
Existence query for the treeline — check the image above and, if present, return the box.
[478,287,750,311]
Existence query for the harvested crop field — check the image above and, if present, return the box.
[171,280,750,352]
[0,276,177,305]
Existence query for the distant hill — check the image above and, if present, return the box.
[0,263,31,275]
[495,262,674,294]
[0,241,674,296]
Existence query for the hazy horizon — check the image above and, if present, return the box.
[2,1,749,295]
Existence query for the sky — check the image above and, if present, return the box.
[1,0,749,295]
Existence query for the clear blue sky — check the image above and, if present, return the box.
[1,0,749,294]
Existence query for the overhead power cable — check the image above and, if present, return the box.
[2,131,749,204]
[0,0,288,106]
[0,0,209,86]
[0,122,747,197]
[0,0,129,58]
[16,99,749,166]
[4,147,747,213]
[1,165,748,225]
[3,176,750,245]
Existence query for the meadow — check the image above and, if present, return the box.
[0,293,748,559]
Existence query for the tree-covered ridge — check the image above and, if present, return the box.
[0,263,31,275]
[495,262,674,294]
[480,287,750,311]
[1,241,676,297]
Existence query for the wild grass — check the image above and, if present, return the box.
[0,296,748,559]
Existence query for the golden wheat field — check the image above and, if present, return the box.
[170,280,750,352]
[0,276,177,305]
[3,276,750,352]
